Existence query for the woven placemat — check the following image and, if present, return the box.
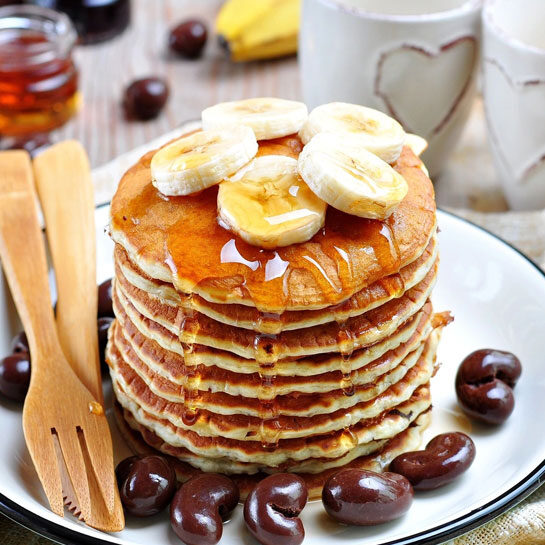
[2,126,544,545]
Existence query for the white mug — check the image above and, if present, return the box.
[299,0,482,177]
[483,0,545,210]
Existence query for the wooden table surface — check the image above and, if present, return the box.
[48,0,507,213]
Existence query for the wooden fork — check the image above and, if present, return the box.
[33,141,125,531]
[33,141,103,404]
[0,151,116,522]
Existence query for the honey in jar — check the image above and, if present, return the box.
[0,5,79,137]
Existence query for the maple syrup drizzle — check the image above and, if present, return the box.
[256,312,283,335]
[380,273,406,299]
[88,401,104,415]
[176,301,203,427]
[342,427,359,449]
[181,367,201,427]
[264,252,289,282]
[257,366,281,448]
[253,333,279,365]
[259,415,282,450]
[337,325,357,397]
[221,239,260,271]
[110,137,435,314]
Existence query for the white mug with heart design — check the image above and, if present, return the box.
[299,0,482,177]
[483,0,545,210]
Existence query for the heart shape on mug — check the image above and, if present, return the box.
[374,37,477,138]
[484,57,545,184]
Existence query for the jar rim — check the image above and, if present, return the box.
[0,4,77,67]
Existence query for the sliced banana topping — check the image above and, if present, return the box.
[298,133,408,220]
[218,155,326,249]
[151,127,258,196]
[404,133,430,176]
[299,102,405,164]
[405,133,428,156]
[202,97,308,140]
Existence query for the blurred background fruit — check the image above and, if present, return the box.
[216,0,300,62]
[169,19,208,59]
[123,77,170,121]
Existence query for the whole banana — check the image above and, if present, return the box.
[216,0,300,62]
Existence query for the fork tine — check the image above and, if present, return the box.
[22,418,64,517]
[77,426,125,530]
[81,422,116,514]
[56,428,92,522]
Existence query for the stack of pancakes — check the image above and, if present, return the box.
[107,135,448,499]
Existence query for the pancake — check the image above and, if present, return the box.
[115,403,432,500]
[111,301,433,396]
[108,324,438,430]
[113,276,433,377]
[112,372,432,470]
[113,261,437,363]
[110,139,436,311]
[107,122,448,487]
[114,234,438,333]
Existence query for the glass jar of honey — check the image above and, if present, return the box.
[0,5,79,137]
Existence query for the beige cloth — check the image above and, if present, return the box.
[2,125,545,544]
[450,485,545,545]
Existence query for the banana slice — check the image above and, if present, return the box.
[150,127,258,196]
[298,133,408,220]
[218,155,326,249]
[405,133,428,156]
[299,102,405,164]
[202,97,308,140]
[404,133,430,176]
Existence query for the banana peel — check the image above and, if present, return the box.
[216,0,300,62]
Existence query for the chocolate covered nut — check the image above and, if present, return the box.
[169,20,208,58]
[97,278,114,318]
[390,432,476,490]
[244,473,307,545]
[456,349,521,424]
[10,331,29,354]
[322,468,413,526]
[119,455,176,517]
[123,78,169,121]
[0,352,31,402]
[170,473,239,545]
[115,455,140,490]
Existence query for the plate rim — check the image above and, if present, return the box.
[1,207,544,545]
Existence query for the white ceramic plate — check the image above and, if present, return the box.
[0,207,544,545]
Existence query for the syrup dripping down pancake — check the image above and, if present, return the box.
[111,300,433,397]
[113,261,438,363]
[114,234,437,333]
[106,331,438,464]
[112,374,432,472]
[108,322,437,427]
[110,140,436,312]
